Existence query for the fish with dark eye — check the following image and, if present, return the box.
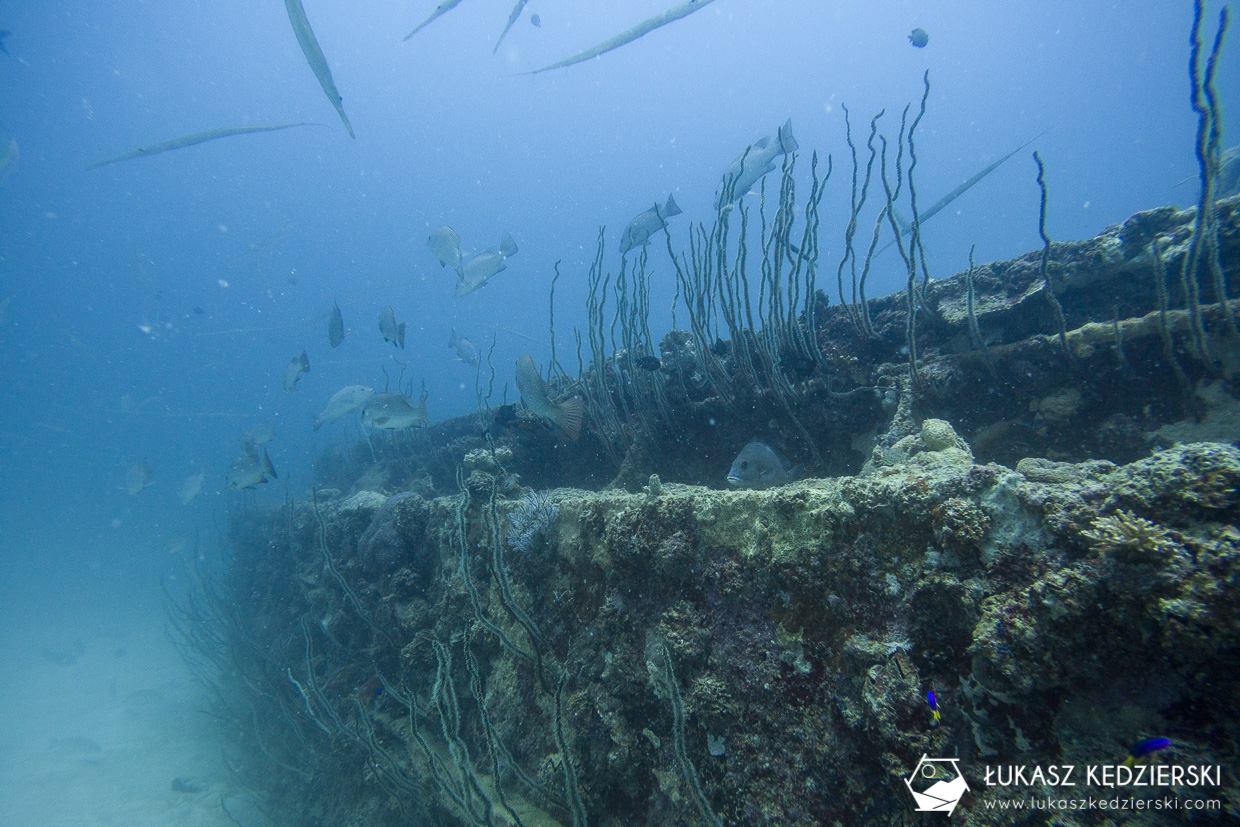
[726,439,798,489]
[908,27,929,47]
[620,194,682,257]
[448,328,479,367]
[227,447,277,490]
[1123,737,1171,767]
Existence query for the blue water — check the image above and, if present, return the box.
[0,1,1234,820]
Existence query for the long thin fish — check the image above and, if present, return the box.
[283,0,355,138]
[492,0,529,53]
[525,0,717,75]
[88,123,313,170]
[404,0,466,41]
[880,128,1052,253]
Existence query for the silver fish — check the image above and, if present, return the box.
[126,460,154,495]
[328,300,344,348]
[227,448,276,490]
[404,0,466,41]
[727,440,797,489]
[282,0,354,138]
[361,390,428,430]
[378,305,406,349]
[515,354,584,442]
[313,385,374,430]
[456,232,518,297]
[428,225,464,273]
[88,123,314,170]
[493,0,530,53]
[448,328,479,367]
[715,119,799,211]
[525,0,718,74]
[620,193,682,257]
[179,470,206,505]
[283,350,310,393]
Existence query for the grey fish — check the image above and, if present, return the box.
[378,305,406,349]
[283,350,310,393]
[283,0,355,138]
[126,460,154,495]
[908,27,929,48]
[404,0,467,41]
[428,225,464,273]
[620,193,682,257]
[716,119,799,211]
[328,300,344,348]
[241,422,276,455]
[179,470,206,505]
[525,0,718,75]
[727,440,797,489]
[88,123,314,170]
[448,328,479,367]
[227,448,276,490]
[515,354,584,442]
[493,0,530,53]
[362,390,428,430]
[313,385,374,430]
[457,232,518,297]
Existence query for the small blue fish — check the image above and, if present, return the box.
[1123,737,1170,766]
[908,27,929,48]
[927,690,941,727]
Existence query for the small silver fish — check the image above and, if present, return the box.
[515,354,584,441]
[456,232,518,297]
[126,460,154,495]
[179,469,206,505]
[283,350,310,392]
[620,193,682,257]
[715,119,799,211]
[428,225,464,274]
[313,385,374,430]
[227,448,276,490]
[361,390,428,430]
[448,328,479,367]
[328,300,344,348]
[378,305,406,349]
[727,440,797,489]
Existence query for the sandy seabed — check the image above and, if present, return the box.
[0,583,260,827]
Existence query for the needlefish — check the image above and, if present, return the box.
[879,128,1052,255]
[88,123,314,169]
[404,0,467,41]
[525,0,718,75]
[283,0,355,138]
[492,0,529,53]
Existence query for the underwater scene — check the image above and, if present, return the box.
[1,1,1239,824]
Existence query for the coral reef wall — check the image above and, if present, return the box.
[211,423,1240,825]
